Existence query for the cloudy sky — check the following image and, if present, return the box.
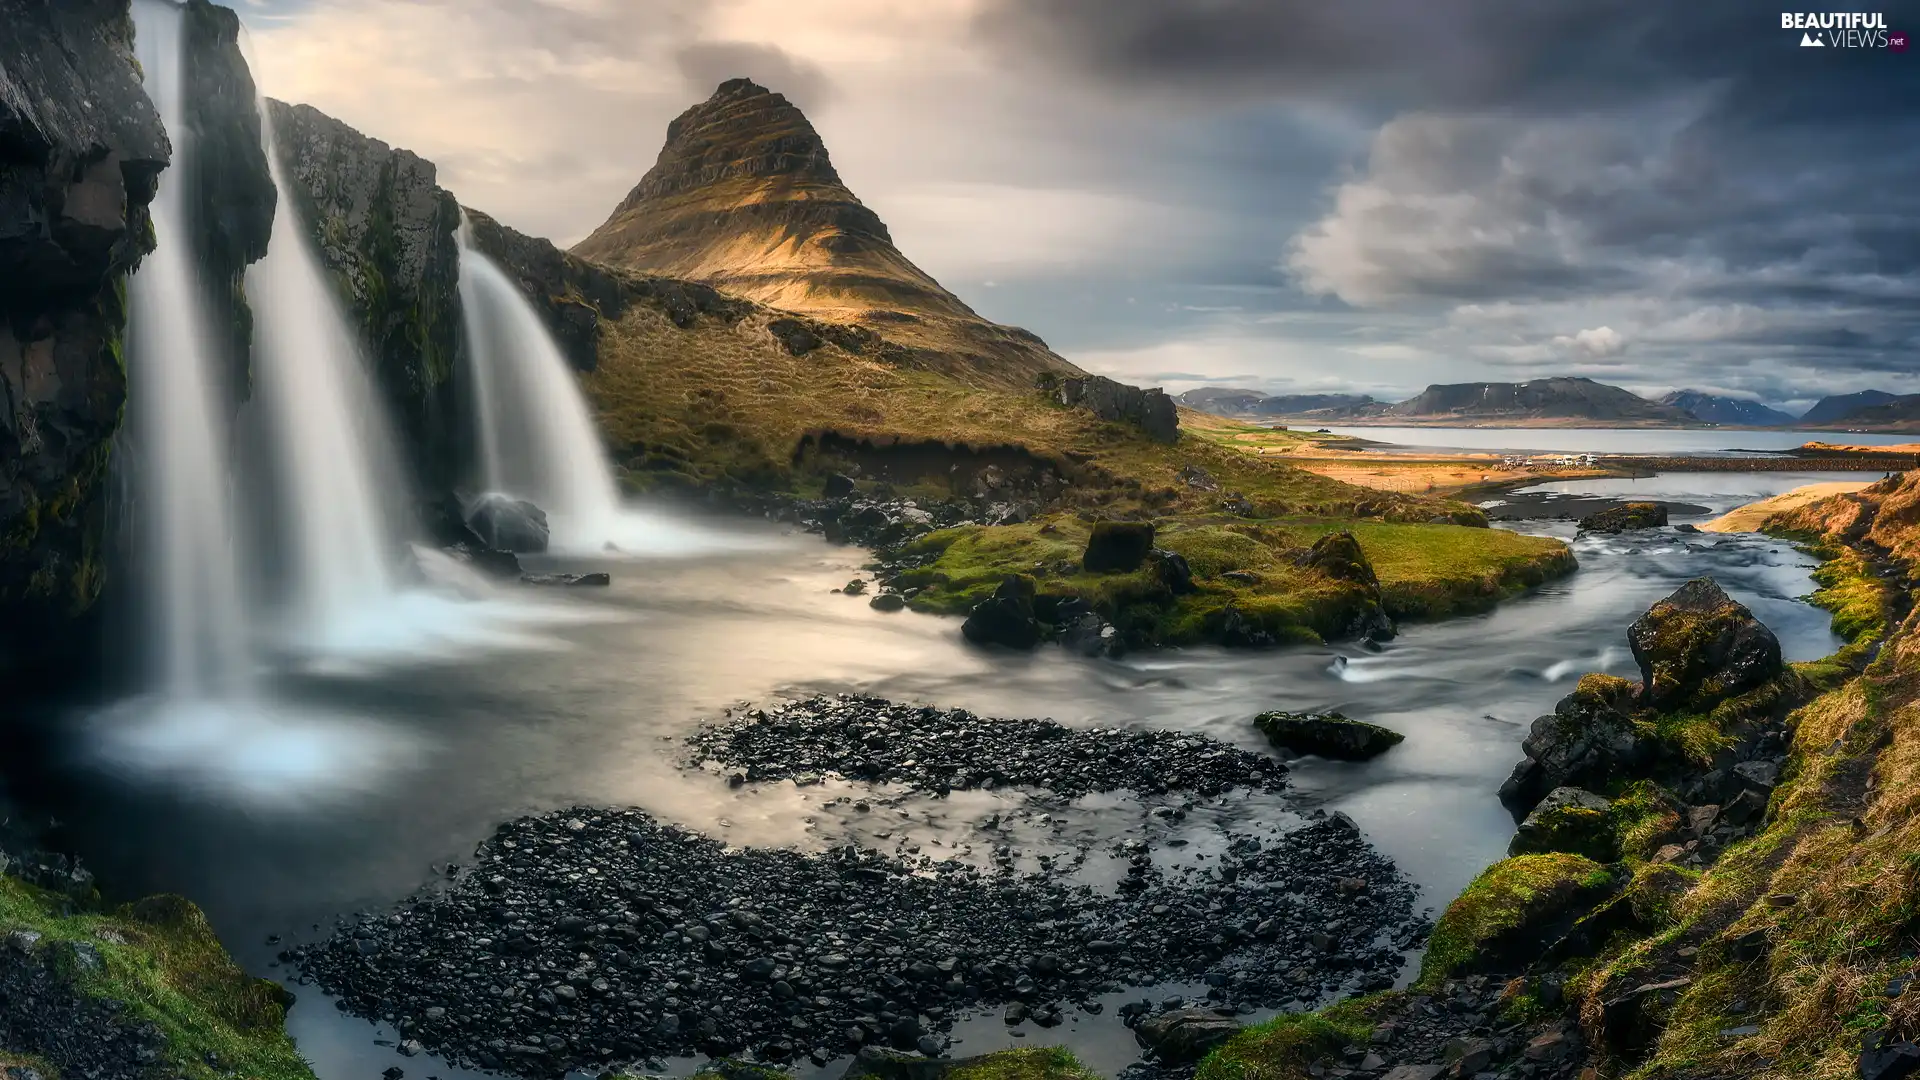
[240,0,1920,411]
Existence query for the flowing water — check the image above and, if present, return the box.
[6,470,1854,1077]
[247,107,405,652]
[126,0,253,698]
[454,229,755,558]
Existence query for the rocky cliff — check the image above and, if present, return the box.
[0,0,167,679]
[180,0,275,404]
[572,78,1077,386]
[264,99,463,492]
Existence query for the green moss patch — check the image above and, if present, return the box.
[0,878,313,1080]
[1194,1009,1374,1080]
[1419,854,1617,989]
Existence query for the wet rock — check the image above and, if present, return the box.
[1058,613,1124,659]
[690,694,1286,799]
[1499,674,1646,815]
[961,575,1042,650]
[1134,1007,1243,1062]
[1083,522,1156,573]
[1628,577,1783,711]
[822,473,858,499]
[869,592,907,612]
[1578,502,1668,534]
[442,542,522,579]
[519,572,610,587]
[1254,711,1404,761]
[1859,1030,1920,1080]
[1509,787,1615,859]
[467,495,551,553]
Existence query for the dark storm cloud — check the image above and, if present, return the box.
[674,41,833,109]
[973,0,1920,397]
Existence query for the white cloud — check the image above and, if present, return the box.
[1553,325,1627,357]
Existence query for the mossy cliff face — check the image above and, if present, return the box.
[264,98,463,492]
[0,0,166,680]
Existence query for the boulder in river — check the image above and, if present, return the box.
[961,575,1042,649]
[1083,522,1155,572]
[467,495,551,553]
[1579,502,1668,534]
[1134,1007,1245,1062]
[1628,577,1783,711]
[1254,711,1404,761]
[520,572,609,587]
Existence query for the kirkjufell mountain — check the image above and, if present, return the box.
[572,78,1073,384]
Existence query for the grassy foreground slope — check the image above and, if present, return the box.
[1167,472,1920,1080]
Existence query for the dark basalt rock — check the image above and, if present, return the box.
[1134,1007,1244,1062]
[690,693,1287,799]
[1083,521,1156,573]
[1148,548,1195,594]
[466,494,550,553]
[961,574,1042,649]
[1055,375,1179,443]
[520,572,609,587]
[0,0,167,682]
[1579,502,1669,534]
[1499,674,1646,816]
[442,542,522,579]
[1628,577,1783,711]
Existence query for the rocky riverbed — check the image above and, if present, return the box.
[290,791,1420,1074]
[689,695,1288,799]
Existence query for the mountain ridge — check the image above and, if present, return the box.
[1658,390,1797,427]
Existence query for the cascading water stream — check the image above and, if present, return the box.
[127,0,252,697]
[454,226,626,552]
[246,106,403,649]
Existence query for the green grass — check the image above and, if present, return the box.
[946,1047,1101,1080]
[1195,1000,1381,1080]
[0,877,314,1080]
[893,515,1573,647]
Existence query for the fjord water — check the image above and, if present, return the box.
[16,470,1847,1077]
[1319,425,1917,455]
[126,0,252,697]
[248,107,403,650]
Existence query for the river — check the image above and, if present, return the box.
[0,470,1856,1077]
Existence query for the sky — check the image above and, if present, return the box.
[240,0,1920,412]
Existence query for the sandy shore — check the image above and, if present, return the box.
[1700,480,1875,533]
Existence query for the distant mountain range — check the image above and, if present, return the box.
[1177,380,1918,429]
[1657,391,1797,427]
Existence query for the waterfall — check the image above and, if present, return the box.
[454,228,626,553]
[127,0,252,697]
[246,107,404,649]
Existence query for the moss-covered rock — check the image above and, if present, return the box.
[1419,854,1619,988]
[1500,673,1646,814]
[1193,1006,1373,1080]
[838,1047,1096,1080]
[960,574,1042,649]
[1254,711,1404,761]
[1510,787,1615,859]
[1627,577,1783,712]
